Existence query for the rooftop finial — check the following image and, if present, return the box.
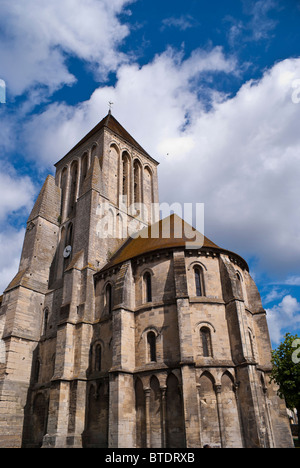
[108,101,114,114]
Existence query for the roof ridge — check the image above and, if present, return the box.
[55,113,159,166]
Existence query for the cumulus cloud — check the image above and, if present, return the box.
[0,227,25,294]
[0,165,36,221]
[263,287,288,305]
[0,0,135,96]
[20,51,300,279]
[0,164,36,294]
[22,46,237,165]
[266,295,300,344]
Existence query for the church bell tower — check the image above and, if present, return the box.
[0,113,159,448]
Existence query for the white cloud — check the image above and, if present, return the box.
[0,164,36,294]
[0,0,134,96]
[266,295,300,344]
[0,227,25,294]
[263,287,287,305]
[0,165,36,221]
[273,275,300,286]
[161,15,198,31]
[246,0,278,41]
[22,46,237,165]
[227,0,279,46]
[15,49,300,279]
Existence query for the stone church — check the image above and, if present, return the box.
[0,112,294,448]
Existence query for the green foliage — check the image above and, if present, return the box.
[270,333,300,410]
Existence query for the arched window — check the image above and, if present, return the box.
[105,283,113,315]
[144,166,154,203]
[143,272,152,303]
[147,332,157,362]
[81,152,88,185]
[143,166,154,223]
[95,344,102,372]
[122,153,130,204]
[236,271,243,298]
[117,213,125,239]
[60,167,68,219]
[91,144,97,159]
[64,223,73,268]
[66,223,73,247]
[69,161,78,215]
[43,309,49,336]
[194,266,204,297]
[133,160,142,204]
[200,327,212,357]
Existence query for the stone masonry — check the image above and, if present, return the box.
[0,112,294,448]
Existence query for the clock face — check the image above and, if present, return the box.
[63,245,72,258]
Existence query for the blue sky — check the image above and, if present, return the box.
[1,0,300,347]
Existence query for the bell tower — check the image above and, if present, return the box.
[54,111,159,275]
[0,113,159,448]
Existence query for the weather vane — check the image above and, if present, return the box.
[108,101,114,113]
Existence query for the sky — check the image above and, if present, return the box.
[0,0,300,347]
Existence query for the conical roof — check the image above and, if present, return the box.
[99,214,242,273]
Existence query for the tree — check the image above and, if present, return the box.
[270,333,300,441]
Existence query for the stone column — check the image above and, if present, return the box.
[215,384,226,448]
[160,387,167,448]
[261,380,275,448]
[144,388,151,448]
[43,380,70,448]
[173,250,201,448]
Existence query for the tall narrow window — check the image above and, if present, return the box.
[236,272,243,298]
[81,152,88,185]
[147,332,157,362]
[194,267,204,297]
[122,153,130,204]
[66,223,73,247]
[60,167,67,219]
[106,284,113,315]
[64,223,73,267]
[95,344,102,372]
[134,160,142,204]
[91,144,97,159]
[200,327,212,357]
[143,272,152,303]
[69,161,78,215]
[43,309,49,336]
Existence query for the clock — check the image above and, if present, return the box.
[63,245,72,259]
